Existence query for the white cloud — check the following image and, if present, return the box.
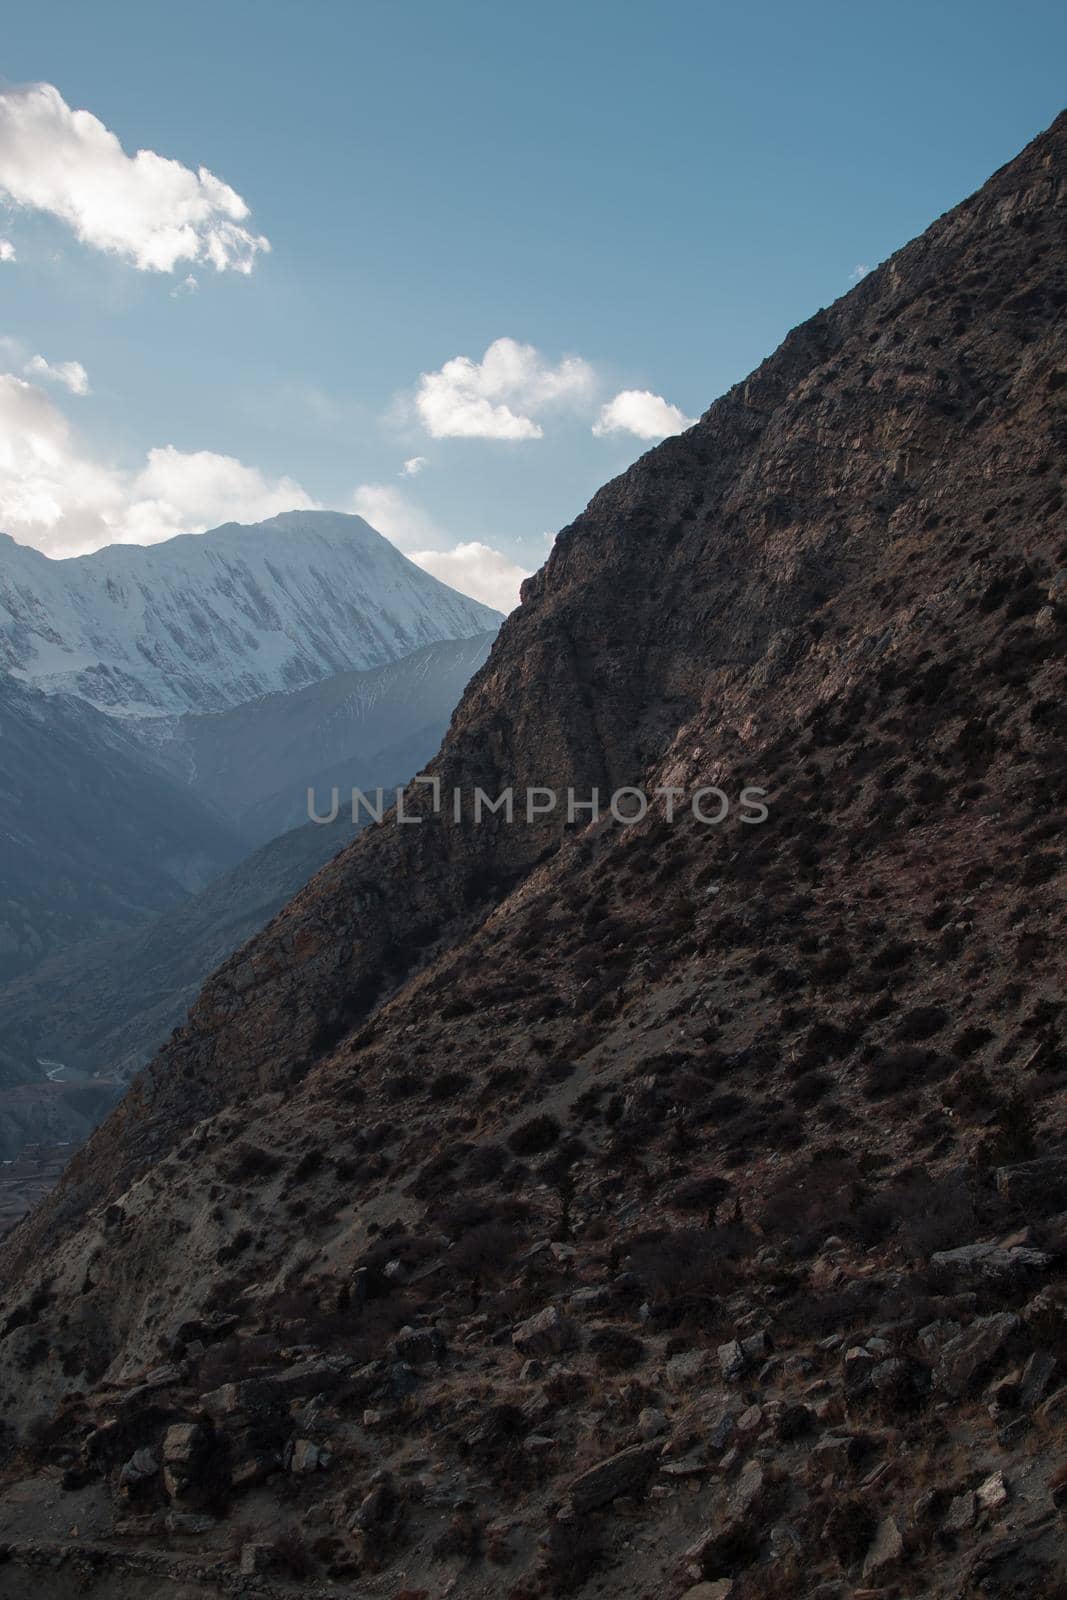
[0,239,15,263]
[171,273,199,297]
[401,455,427,476]
[350,480,528,612]
[25,353,90,396]
[0,82,269,274]
[849,263,870,282]
[350,482,441,549]
[0,372,314,556]
[120,446,316,544]
[592,389,694,442]
[409,543,528,613]
[414,337,595,440]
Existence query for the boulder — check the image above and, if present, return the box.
[234,1356,351,1412]
[199,1382,241,1417]
[392,1324,446,1365]
[512,1305,577,1358]
[741,1330,772,1364]
[659,1451,707,1480]
[161,1423,208,1502]
[934,1313,1019,1398]
[568,1442,661,1513]
[862,1514,903,1580]
[681,1463,768,1580]
[118,1448,158,1488]
[942,1491,976,1533]
[570,1285,611,1311]
[929,1242,1050,1290]
[289,1438,328,1473]
[736,1404,764,1436]
[843,1345,875,1394]
[977,1470,1009,1511]
[718,1339,746,1380]
[870,1355,931,1409]
[917,1319,961,1358]
[731,1461,767,1522]
[707,1410,737,1453]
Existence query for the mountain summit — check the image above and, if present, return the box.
[0,114,1066,1597]
[0,510,501,718]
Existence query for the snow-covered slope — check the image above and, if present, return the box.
[0,511,502,718]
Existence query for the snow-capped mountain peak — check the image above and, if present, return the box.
[0,511,502,717]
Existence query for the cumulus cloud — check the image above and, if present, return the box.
[350,480,528,612]
[350,482,441,548]
[0,239,14,262]
[25,353,90,396]
[0,372,314,556]
[592,389,694,442]
[849,263,871,283]
[401,455,427,476]
[409,542,527,613]
[0,82,270,273]
[120,447,316,544]
[414,337,595,440]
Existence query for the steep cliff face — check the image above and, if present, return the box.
[0,116,1065,1600]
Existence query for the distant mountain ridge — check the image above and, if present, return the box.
[0,635,500,1108]
[0,510,501,718]
[0,809,361,1128]
[0,675,245,983]
[162,630,498,843]
[0,522,500,1157]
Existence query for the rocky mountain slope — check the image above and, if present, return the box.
[0,114,1066,1600]
[0,675,246,984]
[0,511,500,719]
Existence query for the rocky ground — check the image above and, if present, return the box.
[0,112,1065,1598]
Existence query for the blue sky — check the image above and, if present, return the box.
[1,0,1065,607]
